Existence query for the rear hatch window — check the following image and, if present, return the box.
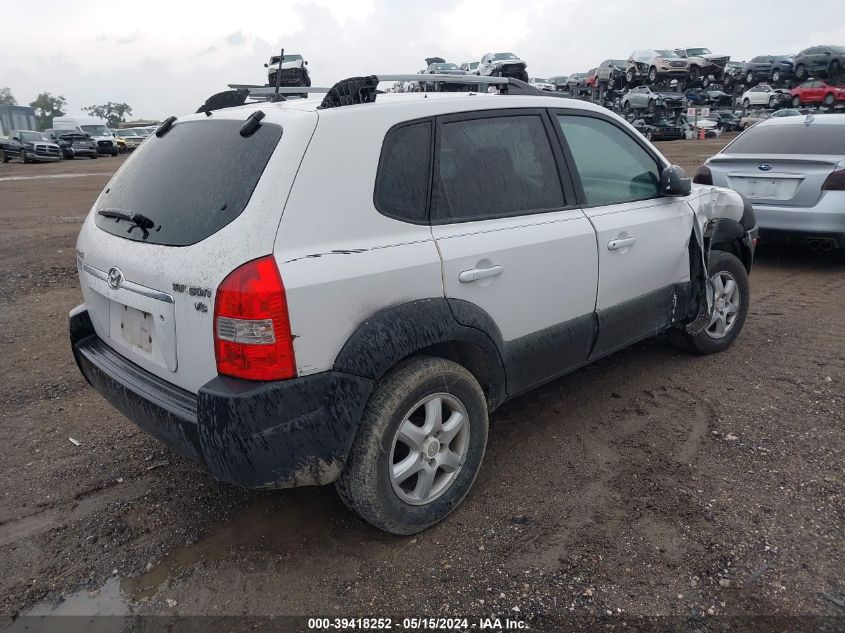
[94,119,282,246]
[726,123,845,155]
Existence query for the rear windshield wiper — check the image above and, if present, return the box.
[98,209,158,239]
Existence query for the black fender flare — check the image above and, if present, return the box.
[333,298,508,409]
[711,195,756,272]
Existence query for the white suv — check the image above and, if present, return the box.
[69,84,757,534]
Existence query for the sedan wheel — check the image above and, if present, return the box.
[743,98,750,109]
[795,64,806,81]
[792,95,801,107]
[772,70,781,83]
[746,71,755,84]
[823,93,835,106]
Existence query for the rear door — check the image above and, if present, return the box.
[431,110,598,393]
[553,111,694,358]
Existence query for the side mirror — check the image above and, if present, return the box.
[660,165,692,196]
[304,60,308,65]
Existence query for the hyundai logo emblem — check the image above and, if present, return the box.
[758,163,773,172]
[107,267,124,289]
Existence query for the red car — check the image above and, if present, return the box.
[790,80,845,107]
[583,68,598,90]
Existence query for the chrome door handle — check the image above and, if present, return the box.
[459,265,503,283]
[607,237,636,251]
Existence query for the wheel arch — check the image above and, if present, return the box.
[332,298,508,410]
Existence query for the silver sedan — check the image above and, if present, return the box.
[694,113,845,251]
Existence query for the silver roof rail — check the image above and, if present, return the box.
[228,74,522,99]
[195,73,559,113]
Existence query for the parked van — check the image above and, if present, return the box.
[52,115,118,156]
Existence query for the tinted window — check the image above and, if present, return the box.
[375,121,432,222]
[557,115,661,205]
[432,115,564,222]
[94,119,282,246]
[726,123,845,155]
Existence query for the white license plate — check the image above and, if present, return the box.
[738,178,788,199]
[120,305,153,353]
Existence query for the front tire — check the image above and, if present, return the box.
[792,95,801,107]
[21,150,29,164]
[669,250,750,355]
[823,93,835,106]
[795,64,806,81]
[336,357,488,535]
[648,66,657,83]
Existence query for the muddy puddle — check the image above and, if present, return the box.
[10,488,388,625]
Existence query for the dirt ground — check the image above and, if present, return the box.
[0,138,843,630]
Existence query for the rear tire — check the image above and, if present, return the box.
[743,98,750,109]
[648,67,657,83]
[746,71,754,85]
[21,150,29,164]
[795,64,806,81]
[823,93,835,106]
[792,95,801,107]
[669,251,750,355]
[336,357,488,535]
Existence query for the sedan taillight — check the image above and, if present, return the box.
[822,169,845,191]
[693,165,713,185]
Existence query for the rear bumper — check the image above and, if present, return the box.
[70,306,373,489]
[751,191,845,238]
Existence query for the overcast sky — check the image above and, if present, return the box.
[3,0,843,120]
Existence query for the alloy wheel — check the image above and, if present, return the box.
[389,393,470,506]
[705,271,741,339]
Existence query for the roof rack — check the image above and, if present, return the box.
[197,74,561,113]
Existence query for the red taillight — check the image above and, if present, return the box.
[693,164,713,185]
[822,168,845,191]
[213,255,296,381]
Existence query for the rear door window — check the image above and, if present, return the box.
[94,119,282,246]
[431,114,565,222]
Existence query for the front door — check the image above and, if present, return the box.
[554,112,695,358]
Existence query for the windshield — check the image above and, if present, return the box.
[493,53,517,60]
[469,62,478,69]
[435,63,460,70]
[20,131,49,142]
[81,125,110,136]
[283,54,302,61]
[726,123,845,154]
[686,48,712,56]
[830,46,845,54]
[94,119,283,246]
[656,50,680,58]
[532,78,548,83]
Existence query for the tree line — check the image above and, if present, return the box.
[0,87,133,130]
